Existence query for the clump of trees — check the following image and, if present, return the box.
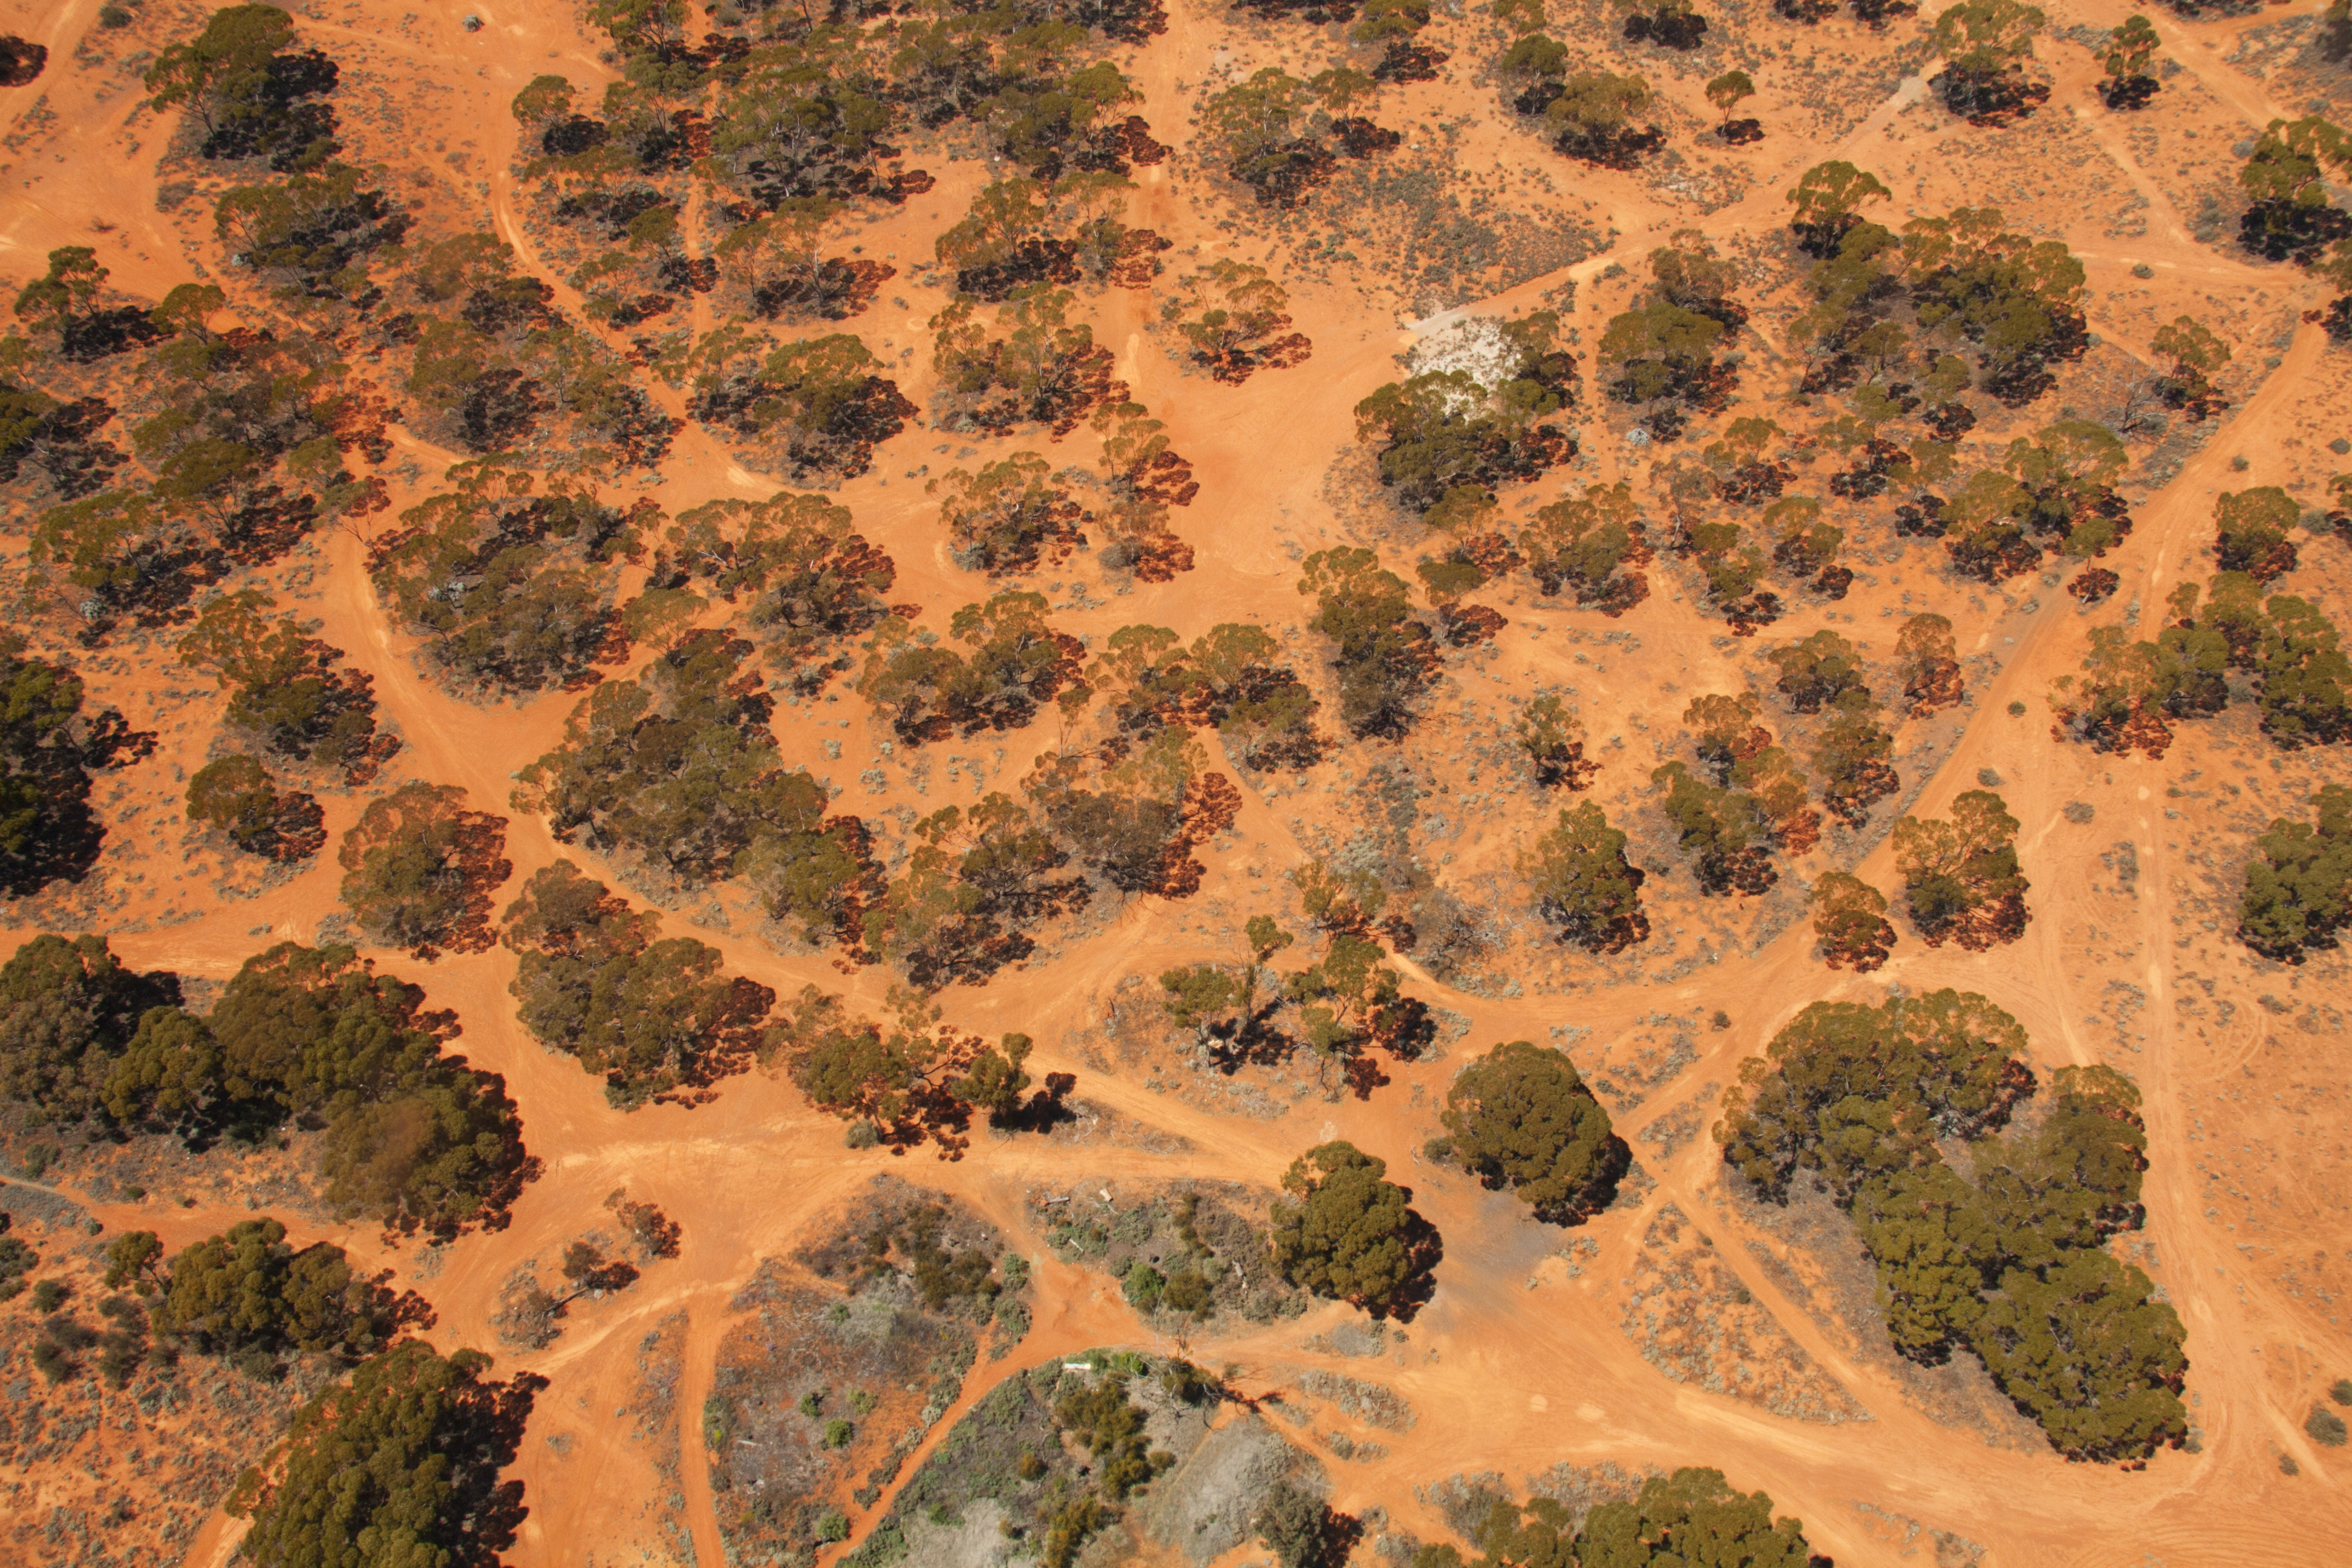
[2237,116,2352,270]
[1519,800,1649,953]
[930,286,1123,439]
[1786,169,2088,408]
[1161,261,1312,383]
[859,590,1087,744]
[108,1218,433,1377]
[781,986,1041,1154]
[338,782,512,961]
[1428,1040,1626,1223]
[2238,785,2352,961]
[866,795,1090,990]
[5,936,537,1237]
[1520,482,1651,613]
[1720,994,2184,1462]
[146,4,342,173]
[1811,871,1896,970]
[1936,422,2133,583]
[1680,692,1821,853]
[1200,66,1398,208]
[1650,760,1779,896]
[1891,790,2028,949]
[178,592,397,780]
[932,175,1168,302]
[1354,314,1575,518]
[657,489,897,694]
[931,452,1092,575]
[1499,30,1663,168]
[232,1341,544,1568]
[1087,621,1324,772]
[0,633,152,895]
[368,459,647,697]
[1024,727,1242,902]
[501,861,781,1108]
[1297,547,1439,739]
[517,630,876,942]
[1158,912,1432,1086]
[690,332,916,483]
[2049,574,2350,757]
[1269,1140,1437,1317]
[1410,1468,1821,1568]
[1598,232,1744,441]
[187,754,326,861]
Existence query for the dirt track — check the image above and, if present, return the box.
[1,0,2350,1561]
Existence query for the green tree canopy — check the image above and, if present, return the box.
[1430,1040,1625,1224]
[1518,800,1648,953]
[236,1340,544,1568]
[1267,1140,1431,1315]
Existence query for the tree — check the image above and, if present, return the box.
[2098,15,2161,109]
[235,1341,544,1568]
[1891,790,2029,949]
[1930,0,2048,122]
[1520,482,1650,612]
[1298,547,1438,739]
[1765,629,1867,713]
[1811,871,1896,972]
[1788,161,1892,256]
[1519,800,1648,953]
[0,933,178,1123]
[214,160,410,296]
[2213,486,2299,582]
[367,459,643,697]
[1896,612,1963,715]
[1973,1250,2187,1462]
[500,861,779,1108]
[1430,1040,1625,1223]
[1026,725,1240,900]
[187,755,326,861]
[1598,296,1731,442]
[1706,71,1756,141]
[1267,1140,1431,1315]
[1162,260,1312,382]
[2237,785,2352,961]
[867,794,1090,988]
[1811,691,1900,826]
[947,1032,1035,1125]
[930,451,1091,576]
[661,489,895,693]
[1256,1478,1341,1568]
[338,782,511,960]
[2149,315,2229,419]
[178,592,394,779]
[859,590,1086,744]
[11,247,108,330]
[780,987,996,1149]
[1515,693,1597,789]
[1577,1469,1817,1568]
[0,632,149,893]
[153,1218,426,1364]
